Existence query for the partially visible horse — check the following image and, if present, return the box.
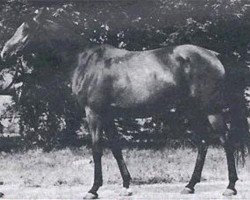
[1,14,249,199]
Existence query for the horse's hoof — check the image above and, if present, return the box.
[222,188,237,196]
[83,192,98,199]
[0,192,4,198]
[181,187,194,194]
[119,187,133,196]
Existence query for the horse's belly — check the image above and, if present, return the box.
[111,70,178,109]
[110,98,179,118]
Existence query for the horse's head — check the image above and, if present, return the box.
[1,9,83,70]
[1,21,33,60]
[0,8,47,61]
[1,8,78,62]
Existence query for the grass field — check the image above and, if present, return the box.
[0,146,248,189]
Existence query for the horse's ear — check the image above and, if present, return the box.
[33,7,47,24]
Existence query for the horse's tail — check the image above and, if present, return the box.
[227,86,249,166]
[221,56,250,166]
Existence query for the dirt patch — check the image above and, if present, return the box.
[1,181,249,199]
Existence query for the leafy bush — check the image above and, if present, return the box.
[0,0,249,149]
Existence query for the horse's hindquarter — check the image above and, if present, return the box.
[174,45,226,111]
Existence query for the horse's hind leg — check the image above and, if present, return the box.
[84,106,104,199]
[181,114,209,194]
[104,117,132,196]
[208,114,238,196]
[182,141,208,194]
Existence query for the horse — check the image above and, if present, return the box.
[1,14,249,199]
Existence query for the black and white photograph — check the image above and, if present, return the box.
[0,0,249,199]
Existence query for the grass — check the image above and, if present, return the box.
[0,146,247,189]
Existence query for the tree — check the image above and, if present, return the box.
[0,0,249,149]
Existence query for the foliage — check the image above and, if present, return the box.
[0,0,249,149]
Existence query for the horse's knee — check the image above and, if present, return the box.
[92,137,103,153]
[208,114,226,133]
[208,114,228,145]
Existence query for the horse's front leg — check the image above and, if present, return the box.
[84,106,103,199]
[104,119,132,196]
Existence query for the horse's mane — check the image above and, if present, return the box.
[35,19,84,49]
[28,18,87,69]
